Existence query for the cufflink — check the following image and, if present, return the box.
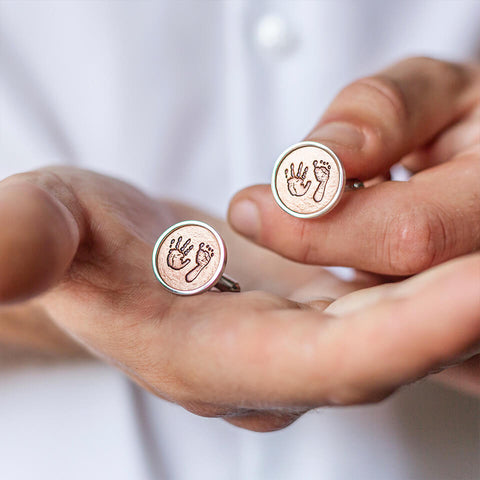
[271,141,363,218]
[152,220,240,295]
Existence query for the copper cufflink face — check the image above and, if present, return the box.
[154,143,356,295]
[153,221,239,295]
[271,141,346,218]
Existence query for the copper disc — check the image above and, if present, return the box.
[271,142,346,218]
[152,221,227,295]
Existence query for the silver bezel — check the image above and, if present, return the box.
[152,220,227,296]
[271,141,346,219]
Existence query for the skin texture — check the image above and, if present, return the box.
[228,57,480,414]
[0,302,89,367]
[229,58,480,406]
[229,57,480,275]
[0,164,478,433]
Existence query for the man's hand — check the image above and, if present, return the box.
[0,167,478,432]
[0,302,89,365]
[228,57,480,275]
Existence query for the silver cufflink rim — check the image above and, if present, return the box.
[271,141,363,219]
[152,220,240,296]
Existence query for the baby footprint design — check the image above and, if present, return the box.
[185,243,214,283]
[313,160,331,203]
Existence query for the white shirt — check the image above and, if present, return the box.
[1,1,479,479]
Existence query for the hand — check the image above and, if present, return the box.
[167,237,193,270]
[0,302,88,365]
[0,167,478,432]
[285,162,312,197]
[228,57,480,275]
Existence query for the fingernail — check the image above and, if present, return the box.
[229,199,260,240]
[309,122,364,150]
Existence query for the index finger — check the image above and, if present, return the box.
[306,57,479,179]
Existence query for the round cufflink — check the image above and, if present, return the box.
[271,141,363,218]
[152,220,240,295]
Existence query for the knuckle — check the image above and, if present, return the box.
[398,55,463,78]
[399,56,473,98]
[337,76,409,158]
[344,75,409,126]
[382,206,449,275]
[399,55,449,71]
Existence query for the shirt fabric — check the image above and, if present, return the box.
[0,1,479,479]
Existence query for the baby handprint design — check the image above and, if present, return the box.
[167,236,193,270]
[313,160,331,202]
[186,243,214,283]
[285,162,311,197]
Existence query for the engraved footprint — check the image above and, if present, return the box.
[185,243,214,283]
[313,160,331,203]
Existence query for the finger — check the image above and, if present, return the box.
[229,147,480,274]
[290,163,295,178]
[304,57,479,179]
[176,236,182,250]
[297,162,303,177]
[182,238,191,252]
[402,105,480,172]
[431,354,480,397]
[180,401,304,432]
[0,173,83,303]
[224,410,302,432]
[173,254,480,408]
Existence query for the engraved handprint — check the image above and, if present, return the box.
[285,162,311,197]
[167,236,193,270]
[313,160,331,203]
[186,243,214,283]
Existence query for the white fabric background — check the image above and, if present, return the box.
[0,1,479,479]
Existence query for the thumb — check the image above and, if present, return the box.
[228,148,480,275]
[0,172,82,303]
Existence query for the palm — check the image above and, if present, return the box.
[287,177,311,196]
[1,167,477,432]
[167,250,189,269]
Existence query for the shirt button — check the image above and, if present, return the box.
[254,13,297,56]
